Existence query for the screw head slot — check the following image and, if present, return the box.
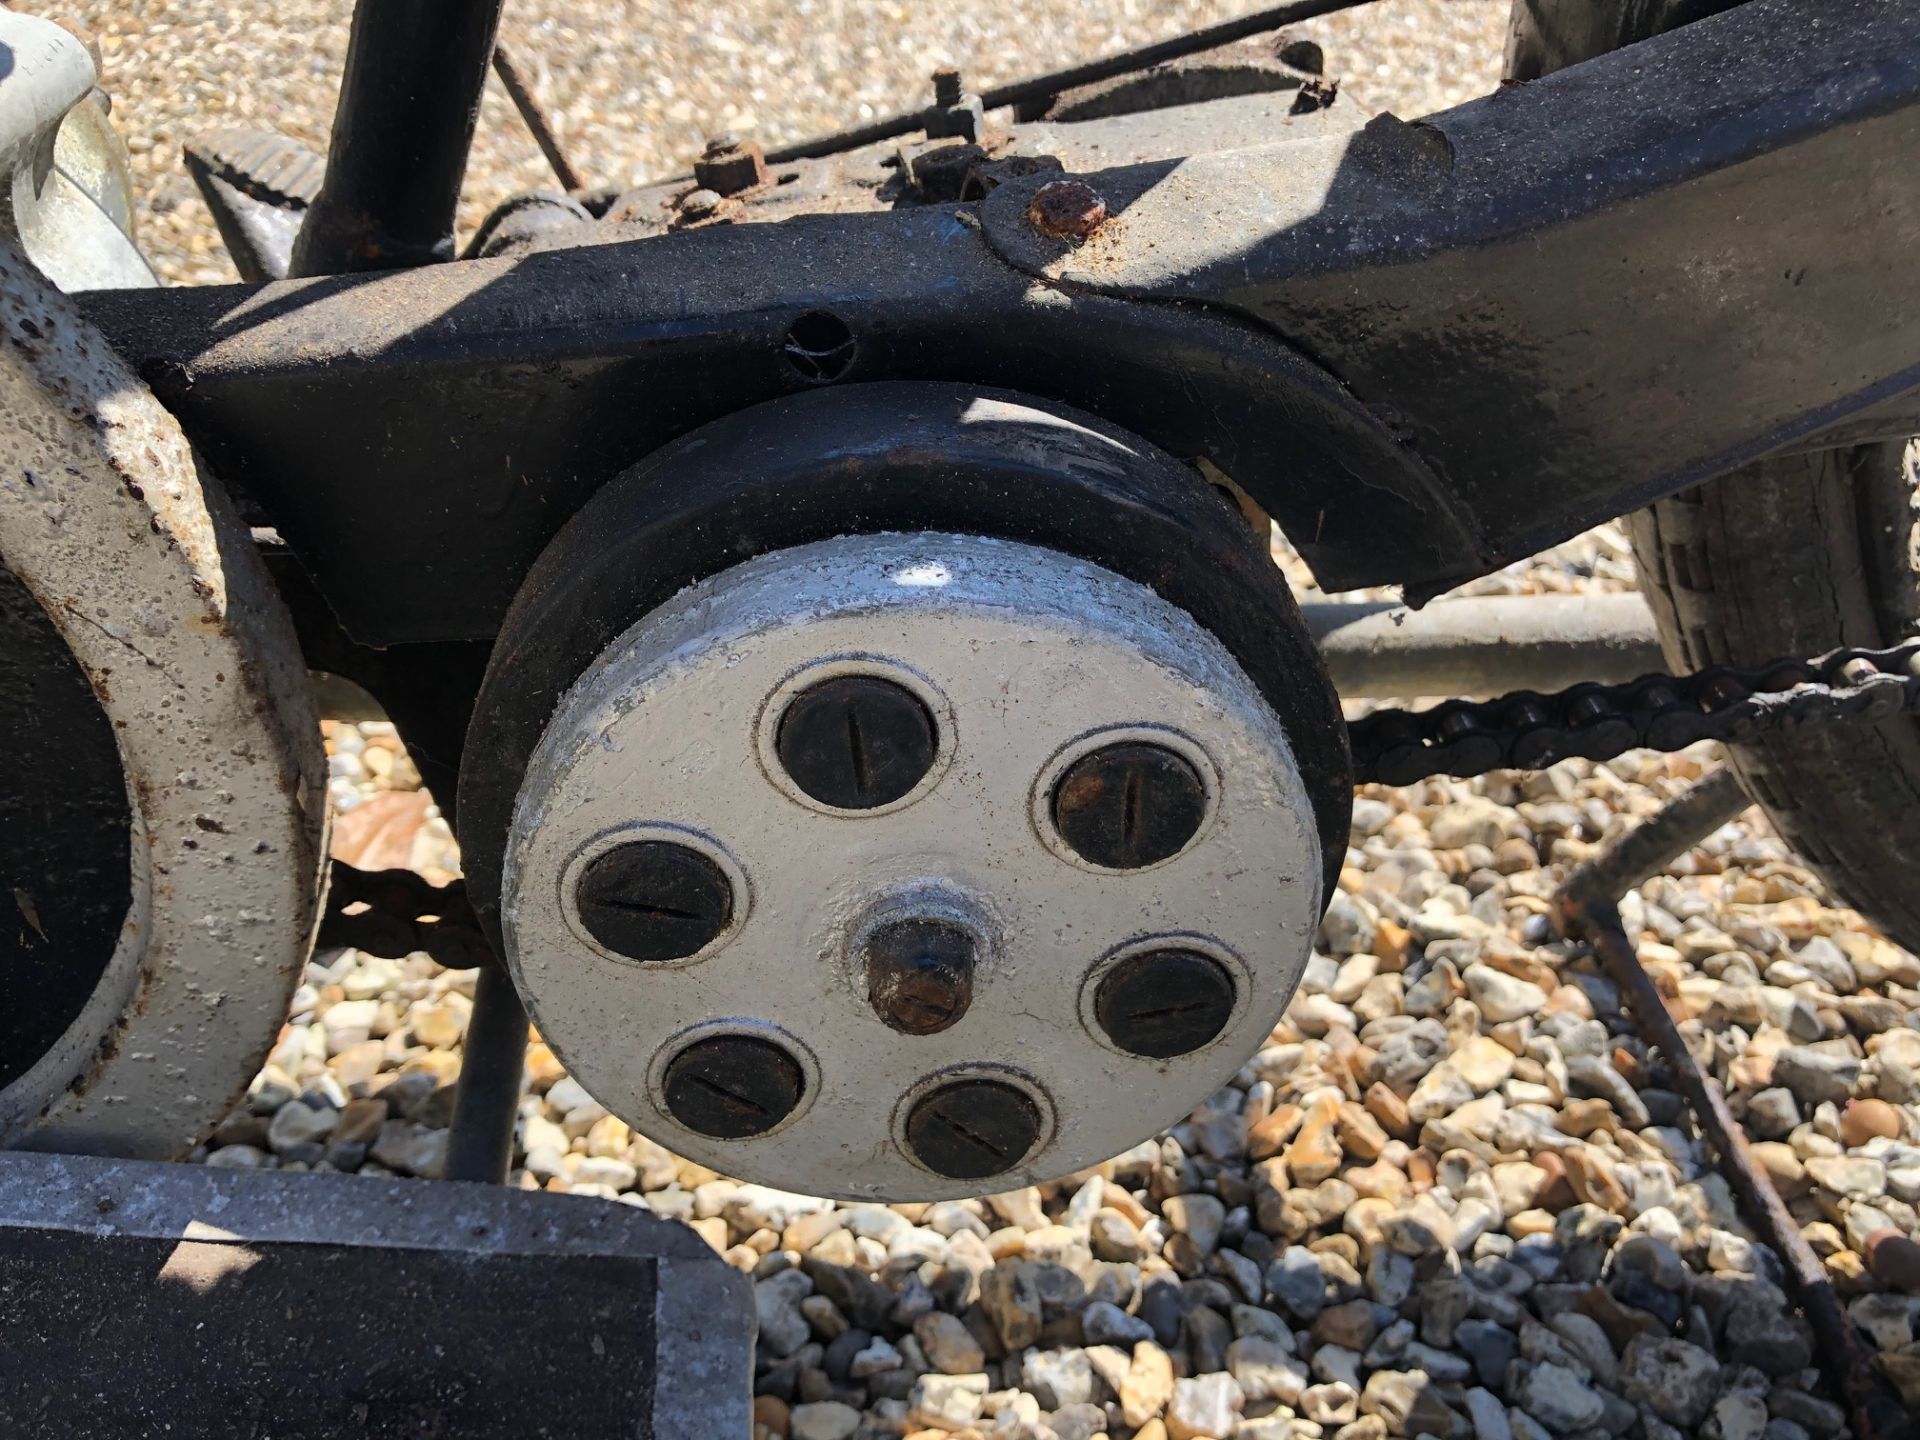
[1052,741,1207,869]
[574,840,734,962]
[776,674,937,810]
[1094,948,1237,1058]
[663,1034,804,1138]
[904,1078,1042,1180]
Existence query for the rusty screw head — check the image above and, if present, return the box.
[905,1079,1041,1179]
[867,917,976,1035]
[1052,741,1207,869]
[694,135,769,197]
[575,840,733,962]
[1026,180,1107,242]
[1095,949,1236,1058]
[663,1034,804,1138]
[776,675,937,809]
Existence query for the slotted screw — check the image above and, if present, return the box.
[575,840,732,962]
[905,1079,1041,1180]
[775,675,937,809]
[1094,949,1236,1058]
[663,1035,803,1138]
[1051,741,1206,869]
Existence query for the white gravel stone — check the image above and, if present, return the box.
[790,1401,860,1440]
[1166,1372,1244,1440]
[910,1372,988,1431]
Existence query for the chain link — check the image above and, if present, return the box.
[1351,637,1920,785]
[317,862,494,970]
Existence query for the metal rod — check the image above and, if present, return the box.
[291,0,506,275]
[443,962,530,1185]
[1557,783,1904,1438]
[491,43,585,194]
[763,0,1377,163]
[1559,765,1749,901]
[1305,593,1664,698]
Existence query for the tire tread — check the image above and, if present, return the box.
[1630,445,1920,947]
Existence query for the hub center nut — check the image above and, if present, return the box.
[865,916,976,1035]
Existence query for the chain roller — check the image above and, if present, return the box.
[1352,638,1920,786]
[317,862,494,970]
[319,641,1920,946]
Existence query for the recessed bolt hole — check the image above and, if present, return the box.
[574,840,733,962]
[1095,948,1236,1058]
[776,674,936,809]
[663,1034,803,1138]
[1052,741,1206,869]
[783,310,857,383]
[905,1079,1041,1180]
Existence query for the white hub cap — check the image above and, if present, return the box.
[503,533,1321,1199]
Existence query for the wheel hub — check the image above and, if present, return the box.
[500,531,1322,1199]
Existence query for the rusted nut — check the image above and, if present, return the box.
[910,143,988,203]
[1026,180,1107,242]
[694,136,769,197]
[866,916,976,1036]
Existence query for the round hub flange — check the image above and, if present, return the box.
[501,533,1322,1200]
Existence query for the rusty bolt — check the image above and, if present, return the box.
[1026,180,1107,242]
[866,916,975,1035]
[694,136,769,197]
[932,69,964,108]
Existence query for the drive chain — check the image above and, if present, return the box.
[1351,637,1920,786]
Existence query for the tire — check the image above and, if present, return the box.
[1629,440,1920,948]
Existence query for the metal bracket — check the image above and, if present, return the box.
[0,1151,752,1437]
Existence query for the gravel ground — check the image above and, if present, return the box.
[78,0,1510,286]
[69,0,1920,1435]
[226,708,1920,1440]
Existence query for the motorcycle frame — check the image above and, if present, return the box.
[64,0,1920,786]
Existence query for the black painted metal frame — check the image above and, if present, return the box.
[76,0,1916,663]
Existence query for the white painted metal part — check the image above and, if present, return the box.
[0,226,326,1154]
[504,533,1322,1200]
